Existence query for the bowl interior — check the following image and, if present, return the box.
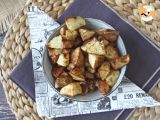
[42,18,127,101]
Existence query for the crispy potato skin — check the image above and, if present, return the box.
[97,80,110,95]
[52,66,64,78]
[110,54,130,70]
[98,62,110,80]
[71,47,84,67]
[69,67,85,81]
[55,73,73,88]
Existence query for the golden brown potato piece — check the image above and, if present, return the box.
[55,73,73,88]
[80,82,89,95]
[71,47,84,67]
[105,45,119,59]
[69,67,85,81]
[85,72,95,79]
[87,80,97,92]
[57,53,69,67]
[52,66,64,78]
[110,54,130,70]
[63,40,75,48]
[105,70,120,87]
[60,82,82,97]
[65,30,78,40]
[79,28,95,41]
[96,29,119,42]
[48,35,63,49]
[88,54,105,69]
[81,37,106,55]
[48,48,62,64]
[67,63,75,71]
[98,62,110,80]
[65,16,86,31]
[97,80,110,95]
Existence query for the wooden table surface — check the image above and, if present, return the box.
[0,34,16,120]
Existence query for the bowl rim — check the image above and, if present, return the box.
[42,18,127,102]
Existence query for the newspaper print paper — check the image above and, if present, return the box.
[27,6,160,118]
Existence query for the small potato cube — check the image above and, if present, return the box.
[88,54,105,69]
[98,62,110,80]
[57,53,69,67]
[71,47,84,67]
[60,82,82,97]
[111,54,130,70]
[81,37,106,55]
[52,66,64,78]
[69,67,85,81]
[55,73,73,88]
[48,35,63,49]
[79,28,95,41]
[105,70,120,87]
[97,80,110,95]
[96,29,119,42]
[105,45,118,59]
[65,16,86,31]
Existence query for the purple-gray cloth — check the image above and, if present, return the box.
[9,0,160,120]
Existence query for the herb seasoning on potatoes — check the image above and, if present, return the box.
[48,16,130,97]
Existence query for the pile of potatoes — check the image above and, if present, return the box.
[47,16,130,97]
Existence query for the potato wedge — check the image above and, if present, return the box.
[88,54,105,69]
[79,28,95,41]
[96,29,119,42]
[65,16,86,31]
[55,73,73,88]
[48,48,62,64]
[69,67,85,81]
[63,40,75,48]
[105,45,118,59]
[71,47,84,67]
[48,35,63,49]
[110,54,130,70]
[97,80,110,95]
[81,37,106,55]
[57,53,69,67]
[98,62,110,80]
[52,66,64,78]
[105,70,120,87]
[60,82,82,97]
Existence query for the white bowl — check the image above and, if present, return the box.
[42,18,127,102]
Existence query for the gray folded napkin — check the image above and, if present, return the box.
[9,0,160,119]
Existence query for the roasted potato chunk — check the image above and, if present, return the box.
[81,37,106,55]
[105,45,118,59]
[97,80,110,95]
[55,73,73,88]
[48,35,63,49]
[65,30,78,40]
[65,16,86,31]
[96,29,119,42]
[98,62,110,80]
[111,54,130,70]
[105,70,120,87]
[60,82,82,97]
[69,67,85,81]
[52,66,64,78]
[80,82,89,95]
[87,80,97,92]
[85,72,95,79]
[57,53,69,67]
[71,47,84,67]
[88,54,105,69]
[48,48,62,64]
[63,40,75,48]
[79,28,95,41]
